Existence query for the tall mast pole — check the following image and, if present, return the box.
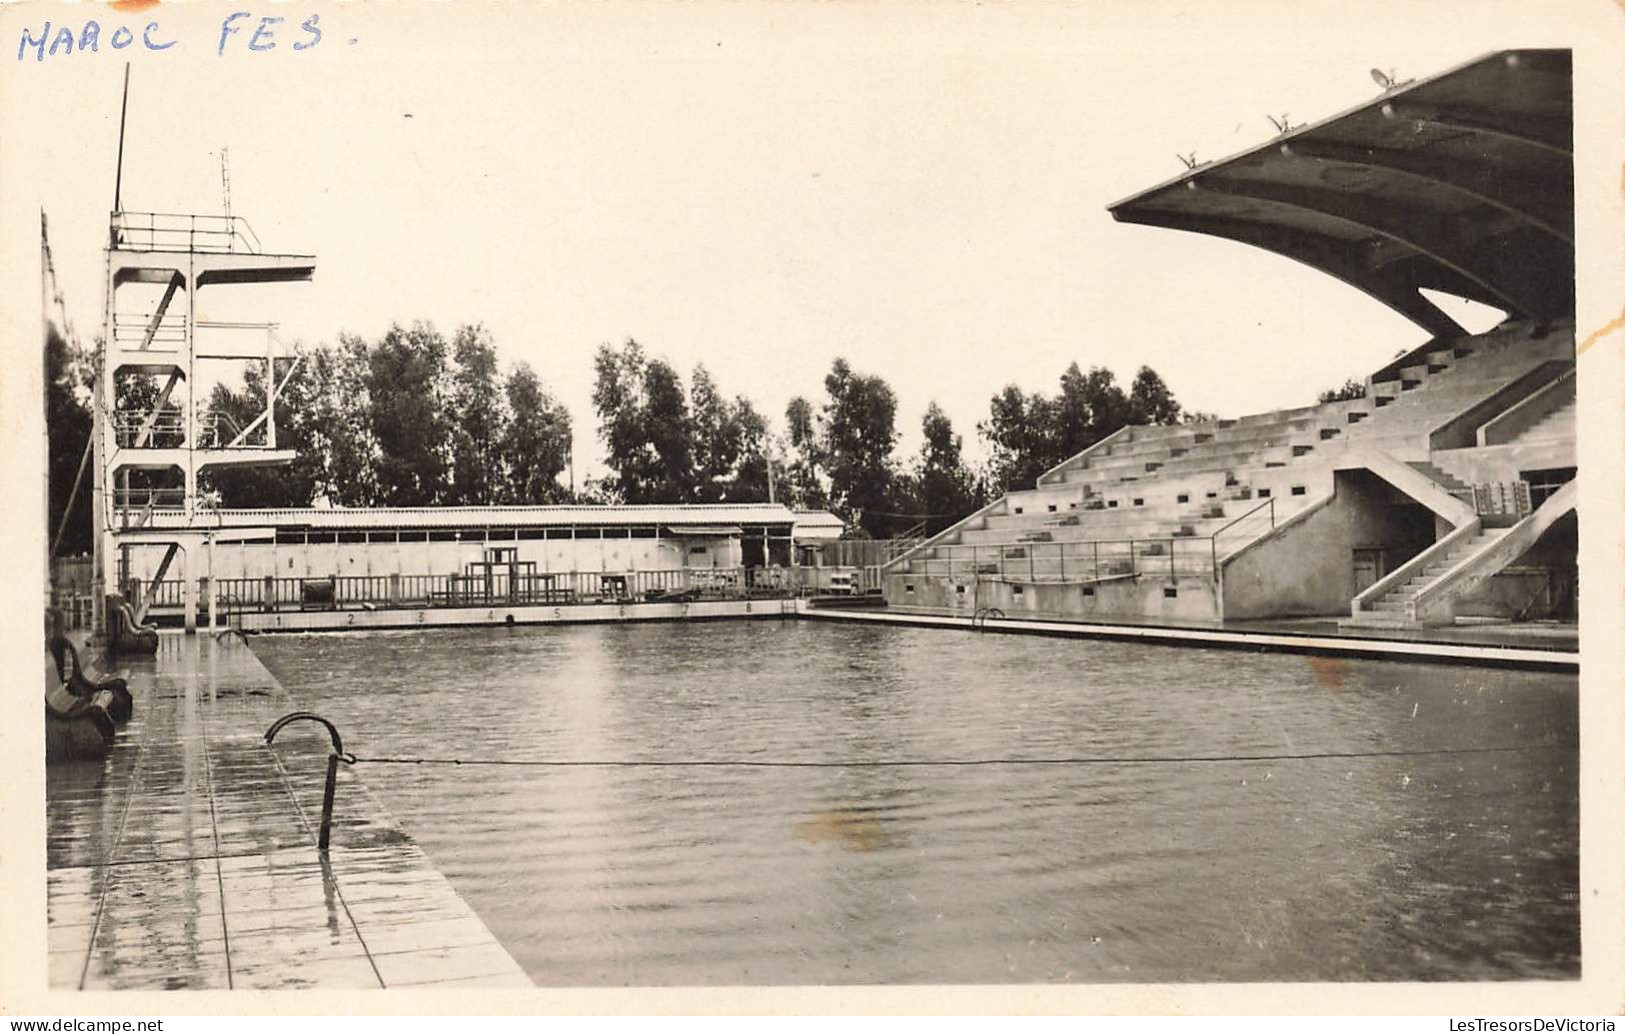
[113,64,130,215]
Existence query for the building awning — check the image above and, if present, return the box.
[141,503,801,531]
[1107,50,1572,337]
[665,524,742,536]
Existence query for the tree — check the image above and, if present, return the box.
[1077,365,1132,442]
[367,322,452,506]
[819,358,899,536]
[202,353,322,508]
[690,365,772,503]
[444,325,509,505]
[307,335,378,506]
[1128,365,1182,426]
[591,339,644,503]
[689,364,737,503]
[978,384,1054,492]
[590,340,696,503]
[1054,362,1093,460]
[1318,378,1367,403]
[979,361,1184,494]
[639,356,695,502]
[728,396,772,502]
[781,395,827,509]
[501,362,572,503]
[914,401,981,534]
[45,323,92,555]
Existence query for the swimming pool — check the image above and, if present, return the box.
[250,621,1578,984]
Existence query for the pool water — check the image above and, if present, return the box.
[250,621,1578,985]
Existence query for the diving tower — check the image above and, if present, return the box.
[93,210,316,635]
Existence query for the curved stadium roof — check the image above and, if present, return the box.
[1108,49,1573,340]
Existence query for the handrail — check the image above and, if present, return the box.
[111,487,185,507]
[971,607,1006,630]
[881,491,1009,573]
[264,711,355,852]
[1209,496,1274,569]
[111,211,264,254]
[1210,495,1276,542]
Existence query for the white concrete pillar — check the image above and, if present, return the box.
[181,546,197,634]
[207,537,218,630]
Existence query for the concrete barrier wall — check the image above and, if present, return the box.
[885,571,1222,622]
[240,597,787,632]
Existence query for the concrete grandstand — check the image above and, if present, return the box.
[883,50,1577,631]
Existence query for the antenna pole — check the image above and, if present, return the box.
[113,63,130,213]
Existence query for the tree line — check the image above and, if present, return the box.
[45,320,1202,549]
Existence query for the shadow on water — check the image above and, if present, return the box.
[248,622,1579,985]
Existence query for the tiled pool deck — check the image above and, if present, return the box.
[45,633,532,991]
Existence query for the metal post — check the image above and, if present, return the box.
[318,753,339,851]
[181,549,196,634]
[207,538,218,630]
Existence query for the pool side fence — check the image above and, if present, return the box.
[102,564,887,628]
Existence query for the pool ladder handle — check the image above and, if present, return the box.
[264,712,357,852]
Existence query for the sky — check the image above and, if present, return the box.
[4,0,1601,482]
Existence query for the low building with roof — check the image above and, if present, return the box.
[119,503,846,614]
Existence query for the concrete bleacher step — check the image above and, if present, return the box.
[1405,461,1473,496]
[1067,442,1305,485]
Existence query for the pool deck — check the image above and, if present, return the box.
[809,605,1579,670]
[46,633,532,991]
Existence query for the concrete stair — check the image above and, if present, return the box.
[1405,461,1475,506]
[1513,397,1576,444]
[1346,527,1510,626]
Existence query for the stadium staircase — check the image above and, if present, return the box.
[1344,478,1576,628]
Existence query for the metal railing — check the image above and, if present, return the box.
[112,311,186,347]
[112,409,269,449]
[113,410,186,448]
[111,487,186,509]
[1209,497,1276,569]
[901,537,1208,582]
[894,497,1280,584]
[196,409,267,449]
[111,211,263,254]
[130,565,881,617]
[1471,480,1533,520]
